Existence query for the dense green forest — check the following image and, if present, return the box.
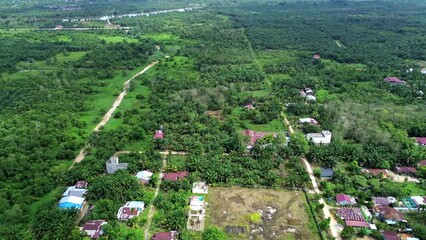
[0,0,426,239]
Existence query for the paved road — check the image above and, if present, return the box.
[284,116,342,240]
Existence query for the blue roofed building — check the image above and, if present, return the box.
[59,196,85,210]
[320,168,334,180]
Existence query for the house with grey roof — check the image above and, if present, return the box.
[320,168,334,180]
[106,156,128,174]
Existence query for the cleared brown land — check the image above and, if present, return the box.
[207,187,319,240]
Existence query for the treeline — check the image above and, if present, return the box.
[229,1,426,70]
[0,31,155,239]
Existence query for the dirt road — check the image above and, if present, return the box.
[388,171,419,183]
[72,61,158,165]
[284,115,342,240]
[94,62,158,132]
[301,157,342,240]
[144,153,167,240]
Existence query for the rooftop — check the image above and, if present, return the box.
[345,220,369,228]
[82,220,107,239]
[153,130,164,139]
[384,77,405,84]
[337,207,365,221]
[117,201,145,221]
[336,194,355,204]
[299,117,320,125]
[395,166,417,174]
[373,205,405,221]
[63,186,87,197]
[163,171,188,181]
[382,231,399,240]
[59,196,85,205]
[152,231,177,240]
[372,197,396,206]
[241,129,279,148]
[320,168,334,178]
[136,170,153,180]
[245,104,255,109]
[190,196,205,207]
[75,181,88,189]
[410,196,426,207]
[192,182,208,194]
[415,137,426,145]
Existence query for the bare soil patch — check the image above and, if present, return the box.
[207,187,318,240]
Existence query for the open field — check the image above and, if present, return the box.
[98,35,139,43]
[206,187,319,240]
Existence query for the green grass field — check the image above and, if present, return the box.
[78,65,156,133]
[98,35,139,43]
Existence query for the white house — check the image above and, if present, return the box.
[192,182,208,194]
[117,201,145,221]
[306,130,332,144]
[62,186,87,198]
[306,95,317,102]
[299,118,319,125]
[136,170,153,185]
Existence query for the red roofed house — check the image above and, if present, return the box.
[415,137,426,146]
[163,171,188,182]
[152,231,177,240]
[336,208,369,228]
[373,205,406,225]
[362,169,389,177]
[418,160,426,167]
[337,208,365,221]
[241,129,279,149]
[336,194,356,205]
[75,181,88,189]
[382,231,399,240]
[245,104,255,110]
[345,220,369,228]
[82,220,107,239]
[384,77,405,85]
[313,54,321,59]
[153,130,164,139]
[395,166,417,175]
[116,201,145,221]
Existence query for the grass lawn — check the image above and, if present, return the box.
[15,51,86,70]
[142,33,179,42]
[56,35,72,42]
[55,51,87,63]
[204,187,320,240]
[246,119,287,132]
[255,49,306,67]
[98,35,139,43]
[78,64,157,133]
[165,155,187,171]
[245,89,269,98]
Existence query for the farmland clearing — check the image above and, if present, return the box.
[206,187,319,240]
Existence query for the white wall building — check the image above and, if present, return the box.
[306,130,332,144]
